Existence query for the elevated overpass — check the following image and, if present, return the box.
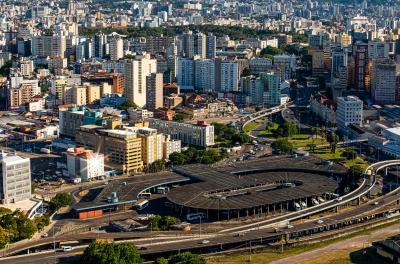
[1,160,399,261]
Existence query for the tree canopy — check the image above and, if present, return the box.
[49,193,72,212]
[148,215,179,231]
[80,242,143,264]
[119,100,138,111]
[0,209,37,248]
[169,147,228,166]
[156,252,206,264]
[271,138,293,154]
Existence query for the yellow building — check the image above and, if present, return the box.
[54,79,67,100]
[339,32,352,47]
[76,125,144,174]
[86,84,101,104]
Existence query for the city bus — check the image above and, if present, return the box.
[136,200,149,211]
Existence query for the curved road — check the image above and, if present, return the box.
[1,160,399,263]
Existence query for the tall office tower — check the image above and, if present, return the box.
[368,41,390,59]
[194,32,206,59]
[371,58,397,105]
[194,59,215,92]
[109,37,124,61]
[65,35,76,62]
[93,33,108,58]
[166,56,177,82]
[273,54,296,81]
[146,73,163,111]
[312,49,325,77]
[67,0,77,16]
[220,61,239,92]
[177,57,195,90]
[206,33,216,59]
[331,47,348,78]
[182,31,195,58]
[124,54,157,107]
[337,96,363,133]
[261,70,281,107]
[353,42,370,92]
[0,152,31,204]
[76,40,93,61]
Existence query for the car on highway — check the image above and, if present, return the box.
[200,240,210,244]
[316,219,324,224]
[61,245,73,252]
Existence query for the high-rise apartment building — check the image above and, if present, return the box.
[177,57,195,90]
[220,61,239,92]
[371,58,397,104]
[109,37,124,61]
[261,70,281,107]
[146,73,163,111]
[124,54,157,107]
[206,33,216,59]
[353,42,370,92]
[194,59,215,92]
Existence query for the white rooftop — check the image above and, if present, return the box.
[386,127,400,136]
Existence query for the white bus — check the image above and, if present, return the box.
[186,212,206,221]
[136,200,149,211]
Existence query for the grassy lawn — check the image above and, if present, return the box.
[313,148,369,170]
[289,136,327,148]
[207,221,398,264]
[243,120,264,133]
[259,123,279,138]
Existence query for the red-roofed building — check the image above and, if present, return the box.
[67,147,104,182]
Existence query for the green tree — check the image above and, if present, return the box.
[155,258,169,264]
[327,132,339,153]
[260,46,286,56]
[167,252,207,264]
[15,211,37,240]
[173,113,186,122]
[159,216,179,230]
[0,227,10,248]
[80,242,143,264]
[230,133,250,145]
[119,100,138,111]
[341,149,357,160]
[34,215,50,231]
[169,152,186,165]
[49,193,72,212]
[271,138,293,153]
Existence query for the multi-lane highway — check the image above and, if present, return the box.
[1,160,399,264]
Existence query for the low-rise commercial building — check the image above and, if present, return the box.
[67,147,105,182]
[147,119,214,147]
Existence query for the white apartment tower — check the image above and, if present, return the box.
[124,54,157,107]
[109,37,124,61]
[220,61,239,92]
